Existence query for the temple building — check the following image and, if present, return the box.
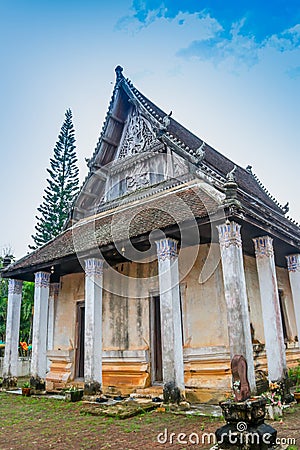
[2,66,300,402]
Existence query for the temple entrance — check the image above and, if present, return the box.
[75,301,85,378]
[150,295,163,383]
[278,289,288,342]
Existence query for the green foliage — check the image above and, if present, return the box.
[19,282,34,344]
[30,108,79,249]
[65,385,79,392]
[288,361,300,387]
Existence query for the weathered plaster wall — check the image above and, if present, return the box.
[50,242,300,398]
[0,357,31,377]
[54,254,297,353]
[179,244,232,400]
[54,273,84,350]
[54,244,228,354]
[102,260,158,351]
[180,243,228,348]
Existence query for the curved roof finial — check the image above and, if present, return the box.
[226,165,237,182]
[115,65,124,81]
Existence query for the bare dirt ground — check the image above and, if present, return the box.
[0,393,299,450]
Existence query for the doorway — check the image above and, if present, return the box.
[150,295,163,383]
[75,301,85,379]
[278,290,288,342]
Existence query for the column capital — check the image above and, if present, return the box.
[84,258,104,277]
[286,254,300,272]
[217,221,242,249]
[253,236,274,258]
[155,238,178,262]
[8,279,23,295]
[34,271,51,288]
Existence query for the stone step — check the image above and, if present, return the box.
[134,386,163,398]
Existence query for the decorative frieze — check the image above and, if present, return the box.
[126,173,150,191]
[156,238,178,262]
[253,236,274,258]
[8,279,23,295]
[119,110,158,159]
[286,254,300,272]
[35,272,51,288]
[84,258,104,278]
[217,222,242,249]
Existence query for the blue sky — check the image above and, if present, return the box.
[0,0,299,258]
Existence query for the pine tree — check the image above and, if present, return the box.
[30,109,79,248]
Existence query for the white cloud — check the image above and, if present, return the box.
[116,10,223,41]
[266,24,300,52]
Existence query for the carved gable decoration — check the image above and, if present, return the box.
[126,173,150,192]
[118,110,159,159]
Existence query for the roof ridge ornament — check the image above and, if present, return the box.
[163,111,172,128]
[195,141,206,162]
[282,202,289,214]
[156,111,172,137]
[226,164,237,182]
[222,165,243,214]
[115,65,124,81]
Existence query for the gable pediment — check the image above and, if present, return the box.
[71,66,289,227]
[118,108,160,159]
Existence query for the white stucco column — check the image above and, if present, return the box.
[84,258,103,386]
[47,283,59,370]
[286,254,300,343]
[31,271,50,379]
[253,236,286,381]
[217,221,256,393]
[155,238,184,392]
[3,279,23,379]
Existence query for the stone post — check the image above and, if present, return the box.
[47,283,59,370]
[3,279,23,386]
[84,258,103,393]
[31,272,50,384]
[286,254,300,343]
[217,221,256,393]
[253,236,286,381]
[155,238,185,396]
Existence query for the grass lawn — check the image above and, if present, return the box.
[0,392,299,449]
